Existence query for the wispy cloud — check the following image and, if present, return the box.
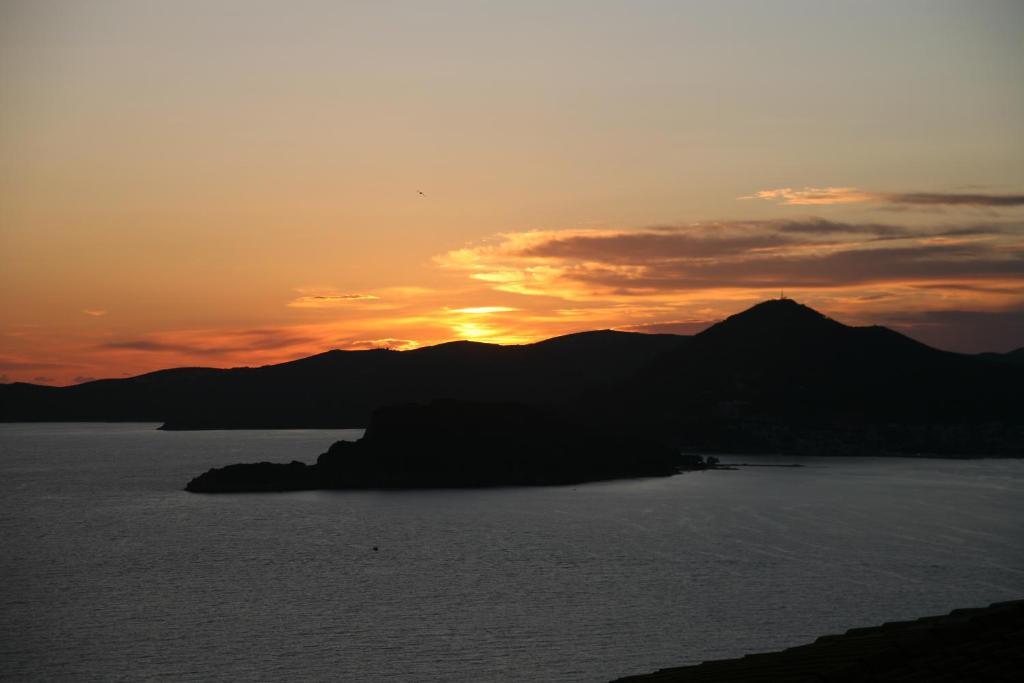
[288,291,380,308]
[0,351,86,385]
[742,187,1024,208]
[875,308,1024,353]
[615,319,716,336]
[103,340,188,353]
[0,357,71,370]
[102,328,321,357]
[340,338,420,351]
[450,306,519,314]
[82,309,108,317]
[438,219,1024,302]
[886,192,1024,207]
[740,187,876,205]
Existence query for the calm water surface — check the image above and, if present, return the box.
[1,423,1022,681]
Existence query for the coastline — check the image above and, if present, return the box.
[614,600,1024,682]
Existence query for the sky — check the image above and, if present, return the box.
[1,0,1022,385]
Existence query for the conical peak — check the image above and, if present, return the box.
[698,298,842,340]
[740,298,826,321]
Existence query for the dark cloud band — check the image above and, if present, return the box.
[886,193,1024,207]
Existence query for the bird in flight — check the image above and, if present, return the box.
[418,190,425,196]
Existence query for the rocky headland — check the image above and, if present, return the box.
[185,400,715,493]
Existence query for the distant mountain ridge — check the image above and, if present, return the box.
[596,299,1022,454]
[978,346,1024,366]
[2,300,1022,455]
[0,329,687,428]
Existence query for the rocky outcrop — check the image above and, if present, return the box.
[185,400,702,493]
[185,461,316,493]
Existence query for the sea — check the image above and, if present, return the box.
[1,423,1021,681]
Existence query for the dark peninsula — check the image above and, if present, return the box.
[185,400,713,492]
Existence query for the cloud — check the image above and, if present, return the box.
[615,320,715,336]
[104,340,188,353]
[739,187,876,205]
[340,338,420,351]
[569,242,1022,291]
[450,306,519,314]
[742,187,1024,208]
[102,329,320,356]
[439,219,1023,300]
[73,375,97,383]
[516,219,912,264]
[288,292,380,308]
[82,309,108,317]
[877,308,1024,354]
[887,193,1024,207]
[909,281,1023,294]
[0,357,70,370]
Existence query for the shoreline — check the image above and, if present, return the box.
[614,599,1024,682]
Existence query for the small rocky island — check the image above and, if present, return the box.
[185,400,715,492]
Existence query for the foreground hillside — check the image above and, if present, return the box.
[615,599,1024,682]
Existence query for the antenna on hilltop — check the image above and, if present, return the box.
[780,289,785,300]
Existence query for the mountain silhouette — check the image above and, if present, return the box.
[979,346,1024,366]
[2,300,1021,455]
[592,299,1022,454]
[0,330,686,428]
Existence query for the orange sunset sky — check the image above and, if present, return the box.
[1,1,1023,385]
